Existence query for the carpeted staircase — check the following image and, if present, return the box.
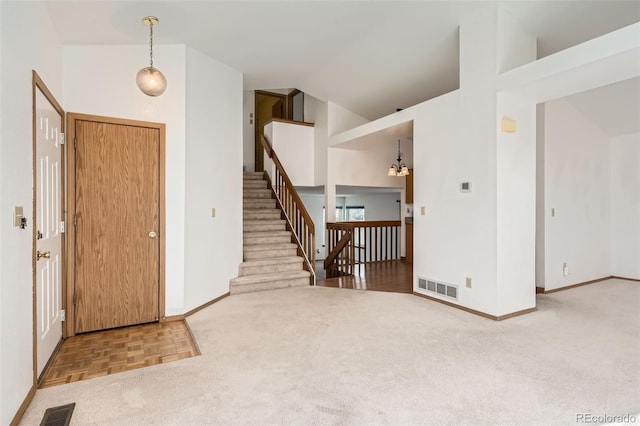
[229,172,311,294]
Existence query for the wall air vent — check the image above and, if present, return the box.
[417,277,459,301]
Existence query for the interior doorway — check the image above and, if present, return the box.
[254,90,285,172]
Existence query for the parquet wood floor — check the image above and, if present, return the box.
[317,260,413,293]
[39,320,200,388]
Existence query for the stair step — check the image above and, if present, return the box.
[230,270,310,294]
[243,210,281,220]
[232,172,308,294]
[239,256,304,276]
[243,180,267,189]
[244,199,276,209]
[244,243,298,260]
[244,230,291,245]
[243,172,264,180]
[244,220,286,232]
[243,189,272,199]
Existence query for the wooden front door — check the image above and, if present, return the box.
[33,73,65,377]
[68,113,165,334]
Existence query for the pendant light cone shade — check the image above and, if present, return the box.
[136,66,167,96]
[137,16,167,97]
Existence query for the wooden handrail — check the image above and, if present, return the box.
[325,220,402,278]
[260,135,316,285]
[329,221,401,228]
[264,117,315,127]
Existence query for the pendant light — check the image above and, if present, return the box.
[136,16,167,97]
[387,140,410,176]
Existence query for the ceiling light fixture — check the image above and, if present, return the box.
[136,16,167,97]
[388,140,410,177]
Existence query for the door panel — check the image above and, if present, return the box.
[74,119,160,333]
[35,87,63,376]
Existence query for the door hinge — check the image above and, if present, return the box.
[60,309,66,321]
[60,221,65,233]
[74,137,77,149]
[60,132,65,145]
[73,215,77,227]
[73,293,76,305]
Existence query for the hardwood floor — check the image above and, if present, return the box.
[317,260,413,293]
[39,320,199,388]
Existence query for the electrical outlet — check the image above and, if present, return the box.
[466,277,472,288]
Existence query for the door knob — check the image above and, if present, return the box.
[36,250,50,260]
[148,231,158,238]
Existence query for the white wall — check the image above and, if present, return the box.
[544,99,611,290]
[184,47,242,311]
[412,9,502,316]
[338,192,401,221]
[412,91,501,315]
[495,6,538,315]
[326,146,406,211]
[298,193,326,258]
[64,44,243,314]
[327,7,541,316]
[496,92,537,315]
[0,1,4,418]
[63,44,188,315]
[0,2,63,423]
[266,121,315,186]
[304,94,329,186]
[535,104,546,287]
[497,5,537,73]
[327,101,369,136]
[610,133,640,279]
[243,90,255,172]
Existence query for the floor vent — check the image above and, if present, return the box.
[417,277,458,301]
[418,278,427,289]
[40,403,75,426]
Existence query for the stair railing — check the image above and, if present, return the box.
[261,135,316,285]
[325,221,402,278]
[324,222,355,278]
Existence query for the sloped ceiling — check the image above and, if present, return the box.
[565,77,640,137]
[45,1,640,121]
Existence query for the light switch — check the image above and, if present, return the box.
[13,206,23,227]
[420,206,426,216]
[551,208,555,217]
[211,208,216,218]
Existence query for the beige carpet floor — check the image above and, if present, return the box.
[20,278,639,425]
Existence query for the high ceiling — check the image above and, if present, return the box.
[45,1,640,121]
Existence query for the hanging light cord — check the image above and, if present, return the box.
[149,21,154,68]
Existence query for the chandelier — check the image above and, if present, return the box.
[387,140,409,176]
[136,16,167,97]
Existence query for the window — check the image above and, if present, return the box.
[336,205,365,221]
